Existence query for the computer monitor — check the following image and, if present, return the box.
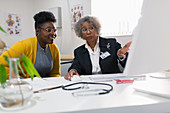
[123,0,170,76]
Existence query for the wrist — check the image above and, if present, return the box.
[69,69,78,73]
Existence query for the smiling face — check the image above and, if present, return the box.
[81,21,98,46]
[36,22,57,48]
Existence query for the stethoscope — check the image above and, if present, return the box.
[62,82,113,96]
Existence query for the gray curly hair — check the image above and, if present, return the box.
[74,16,101,39]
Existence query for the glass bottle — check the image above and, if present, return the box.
[0,58,33,110]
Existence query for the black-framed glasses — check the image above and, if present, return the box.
[81,26,95,33]
[39,27,57,33]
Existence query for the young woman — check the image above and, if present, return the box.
[0,11,60,78]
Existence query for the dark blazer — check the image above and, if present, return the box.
[68,37,128,75]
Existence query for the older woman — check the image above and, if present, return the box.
[64,15,131,81]
[0,11,60,78]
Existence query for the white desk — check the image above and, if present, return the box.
[1,73,170,113]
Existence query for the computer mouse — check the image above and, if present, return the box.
[71,75,81,81]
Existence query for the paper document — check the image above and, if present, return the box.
[24,77,68,91]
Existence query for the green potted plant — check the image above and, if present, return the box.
[0,26,7,50]
[0,26,41,84]
[0,26,6,34]
[0,26,41,110]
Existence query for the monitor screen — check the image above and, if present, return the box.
[123,0,170,76]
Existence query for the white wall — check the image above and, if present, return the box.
[32,0,91,54]
[0,0,35,47]
[0,0,132,54]
[0,0,134,55]
[0,0,132,76]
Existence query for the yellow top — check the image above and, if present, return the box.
[0,36,61,78]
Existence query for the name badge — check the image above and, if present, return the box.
[100,51,111,59]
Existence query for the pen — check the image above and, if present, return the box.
[33,85,64,93]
